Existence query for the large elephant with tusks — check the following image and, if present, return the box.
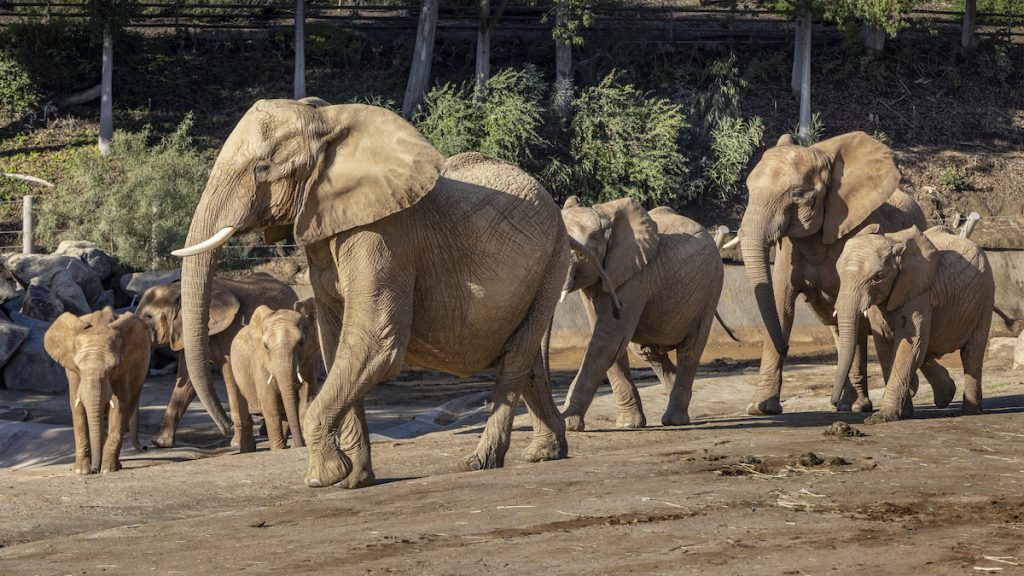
[174,99,568,488]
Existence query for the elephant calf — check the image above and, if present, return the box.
[559,197,724,431]
[228,300,320,452]
[44,307,151,474]
[832,226,994,423]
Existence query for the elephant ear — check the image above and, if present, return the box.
[294,104,445,245]
[776,133,797,146]
[886,228,939,312]
[294,298,316,319]
[170,285,239,351]
[563,195,580,209]
[44,312,85,368]
[109,311,147,349]
[249,305,273,331]
[595,198,660,290]
[814,131,902,245]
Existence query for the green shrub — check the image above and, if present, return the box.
[0,52,36,122]
[560,72,688,207]
[790,112,826,146]
[37,115,212,271]
[415,66,547,165]
[939,163,974,193]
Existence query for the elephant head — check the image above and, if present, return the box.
[44,307,132,473]
[171,99,444,433]
[830,227,938,404]
[740,131,902,356]
[247,299,319,447]
[136,280,241,351]
[560,196,657,311]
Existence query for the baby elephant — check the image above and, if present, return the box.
[832,226,994,423]
[44,307,152,474]
[559,197,724,431]
[228,299,320,452]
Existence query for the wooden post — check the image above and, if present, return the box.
[22,195,34,254]
[960,212,981,238]
[962,0,978,49]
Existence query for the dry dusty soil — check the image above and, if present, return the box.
[1,342,1023,575]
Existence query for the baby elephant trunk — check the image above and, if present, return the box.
[81,380,112,473]
[831,296,862,406]
[271,353,305,448]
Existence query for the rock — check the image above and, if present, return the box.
[53,240,115,281]
[0,320,29,369]
[19,282,64,322]
[4,253,106,310]
[119,269,181,300]
[0,273,17,304]
[2,312,65,393]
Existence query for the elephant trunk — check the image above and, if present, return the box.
[273,354,305,448]
[80,382,110,473]
[831,294,861,406]
[178,195,234,435]
[740,221,789,357]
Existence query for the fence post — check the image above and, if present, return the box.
[960,212,981,238]
[22,195,34,254]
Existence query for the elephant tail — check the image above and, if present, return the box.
[715,310,739,342]
[993,306,1019,331]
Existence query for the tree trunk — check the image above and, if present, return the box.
[797,8,812,142]
[294,0,306,99]
[99,24,113,156]
[475,21,491,93]
[790,14,806,97]
[401,0,439,119]
[862,23,885,53]
[962,0,978,49]
[554,0,572,116]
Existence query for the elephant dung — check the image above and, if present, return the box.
[119,269,181,301]
[53,240,115,281]
[19,282,65,322]
[4,254,106,311]
[2,312,65,393]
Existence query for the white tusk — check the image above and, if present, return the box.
[559,289,569,303]
[862,310,869,318]
[832,311,837,318]
[74,396,81,408]
[722,236,741,250]
[296,369,305,384]
[109,399,116,408]
[267,375,274,388]
[171,226,237,257]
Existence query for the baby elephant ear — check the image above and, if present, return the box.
[596,198,660,290]
[854,222,882,237]
[44,312,86,368]
[776,133,797,146]
[208,287,241,336]
[563,195,580,209]
[886,228,939,311]
[294,298,316,319]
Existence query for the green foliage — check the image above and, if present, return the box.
[732,0,927,37]
[790,112,826,146]
[83,0,136,39]
[971,0,1024,14]
[0,21,96,98]
[415,66,547,165]
[37,115,212,271]
[561,72,688,207]
[939,163,975,193]
[0,53,36,122]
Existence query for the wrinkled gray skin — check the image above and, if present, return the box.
[228,300,320,451]
[559,197,724,431]
[739,132,927,416]
[833,226,994,423]
[175,99,568,488]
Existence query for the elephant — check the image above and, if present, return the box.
[227,299,320,452]
[135,274,297,447]
[44,307,151,474]
[171,99,569,488]
[557,197,724,431]
[832,226,994,423]
[739,131,928,416]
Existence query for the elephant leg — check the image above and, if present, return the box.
[226,372,255,453]
[631,343,676,394]
[607,351,645,429]
[264,403,286,451]
[101,397,126,473]
[520,352,569,463]
[664,311,714,427]
[459,353,524,471]
[920,355,956,409]
[831,324,872,412]
[866,308,930,424]
[221,358,243,448]
[152,359,194,448]
[748,256,797,416]
[960,323,989,416]
[337,399,373,488]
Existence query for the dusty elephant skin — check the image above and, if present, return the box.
[173,99,569,488]
[228,299,320,452]
[558,197,724,431]
[135,274,297,448]
[739,131,928,416]
[833,226,995,423]
[43,307,151,474]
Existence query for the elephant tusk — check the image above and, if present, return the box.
[171,226,237,257]
[296,369,305,385]
[109,399,116,408]
[862,310,869,319]
[74,396,81,408]
[722,235,741,250]
[560,289,568,303]
[832,310,837,319]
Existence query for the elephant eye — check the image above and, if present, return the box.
[872,272,885,283]
[789,187,811,202]
[254,162,271,180]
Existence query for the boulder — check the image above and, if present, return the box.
[4,253,105,311]
[0,319,29,369]
[53,240,115,281]
[19,282,64,322]
[0,273,18,304]
[119,269,181,301]
[2,312,65,393]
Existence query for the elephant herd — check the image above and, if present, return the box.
[45,99,996,487]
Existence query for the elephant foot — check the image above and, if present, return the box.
[932,382,957,410]
[72,460,92,475]
[563,411,586,432]
[100,460,121,474]
[458,447,505,472]
[852,397,873,413]
[865,408,901,424]
[661,410,690,427]
[616,409,646,429]
[305,443,352,488]
[746,397,783,416]
[521,435,568,463]
[151,430,175,449]
[338,467,376,489]
[961,403,983,416]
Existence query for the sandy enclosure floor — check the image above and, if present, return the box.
[0,341,1022,575]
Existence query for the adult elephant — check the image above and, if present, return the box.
[740,131,926,415]
[173,99,568,488]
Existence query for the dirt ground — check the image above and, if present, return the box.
[0,341,1022,575]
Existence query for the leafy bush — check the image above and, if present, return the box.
[0,52,36,122]
[790,112,826,146]
[558,72,688,207]
[939,163,975,193]
[415,66,547,166]
[37,115,212,271]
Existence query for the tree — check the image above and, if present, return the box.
[402,0,439,119]
[84,0,134,156]
[474,0,510,91]
[548,0,592,116]
[294,0,306,99]
[962,0,979,49]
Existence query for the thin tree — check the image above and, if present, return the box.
[962,0,979,49]
[475,0,510,91]
[402,0,440,119]
[294,0,306,99]
[86,0,133,156]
